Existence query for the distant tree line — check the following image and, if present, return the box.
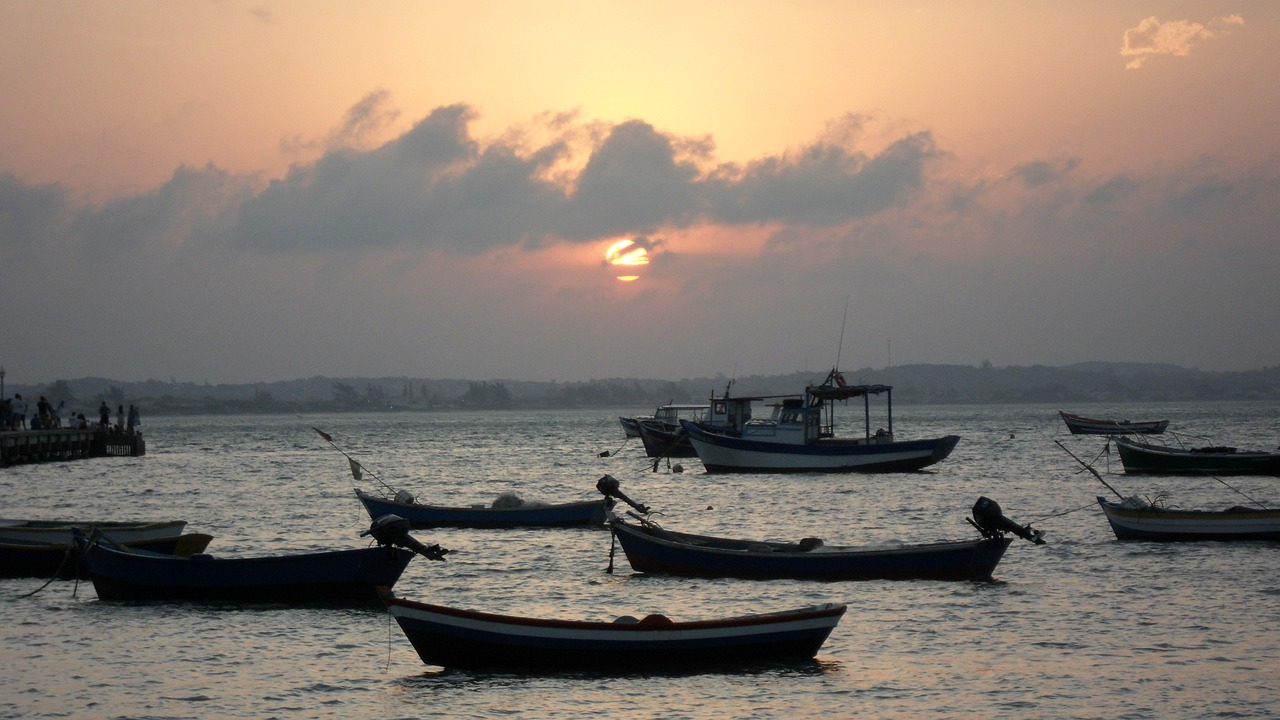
[7,362,1279,416]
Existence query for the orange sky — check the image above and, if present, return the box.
[2,2,1278,383]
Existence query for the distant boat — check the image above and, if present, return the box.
[382,590,846,672]
[1112,436,1280,476]
[354,488,610,529]
[316,426,612,528]
[1055,439,1280,541]
[618,416,646,438]
[606,496,1043,581]
[624,404,709,458]
[681,369,959,473]
[73,515,447,603]
[1059,411,1168,435]
[1096,496,1280,541]
[635,420,697,458]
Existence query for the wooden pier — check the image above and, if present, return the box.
[0,429,146,466]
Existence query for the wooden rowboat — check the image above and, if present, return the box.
[383,590,846,672]
[0,533,213,579]
[0,519,187,545]
[354,488,610,529]
[1059,411,1168,435]
[73,515,447,603]
[1112,436,1280,476]
[606,496,1044,581]
[1095,496,1280,541]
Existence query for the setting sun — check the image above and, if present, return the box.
[605,238,649,281]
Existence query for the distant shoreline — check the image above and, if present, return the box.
[6,362,1278,416]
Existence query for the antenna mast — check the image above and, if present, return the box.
[835,296,850,371]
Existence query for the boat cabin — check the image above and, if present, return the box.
[699,372,895,446]
[732,382,895,446]
[706,395,757,431]
[650,404,709,428]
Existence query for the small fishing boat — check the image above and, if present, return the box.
[1112,436,1280,476]
[383,590,846,672]
[1056,440,1280,542]
[1059,411,1168,435]
[681,369,960,473]
[606,496,1044,581]
[631,404,710,458]
[1096,496,1280,541]
[618,415,645,438]
[317,426,612,528]
[354,488,610,529]
[0,533,213,579]
[635,420,697,459]
[73,515,447,603]
[0,519,187,545]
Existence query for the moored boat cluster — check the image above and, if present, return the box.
[8,378,1278,673]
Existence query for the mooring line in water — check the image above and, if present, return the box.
[598,436,630,457]
[14,549,74,598]
[1027,500,1099,524]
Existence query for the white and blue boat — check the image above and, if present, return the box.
[681,369,959,474]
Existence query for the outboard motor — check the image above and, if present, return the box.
[970,497,1046,544]
[362,514,450,561]
[596,474,650,514]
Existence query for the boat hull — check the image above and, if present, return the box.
[78,539,415,603]
[0,533,213,579]
[1113,438,1280,476]
[683,423,960,473]
[610,520,1011,581]
[354,490,608,528]
[1096,496,1280,541]
[636,422,697,458]
[384,593,846,671]
[1059,411,1168,435]
[618,416,643,438]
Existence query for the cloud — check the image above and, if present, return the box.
[1121,14,1244,70]
[234,102,937,255]
[1011,157,1080,188]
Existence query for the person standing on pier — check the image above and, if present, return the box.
[116,405,124,430]
[12,394,27,429]
[127,405,140,433]
[98,400,110,428]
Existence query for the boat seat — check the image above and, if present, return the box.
[797,537,824,551]
[638,614,674,626]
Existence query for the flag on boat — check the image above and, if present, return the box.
[349,458,363,481]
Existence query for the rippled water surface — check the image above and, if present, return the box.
[3,402,1279,719]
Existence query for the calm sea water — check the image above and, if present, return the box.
[2,402,1279,719]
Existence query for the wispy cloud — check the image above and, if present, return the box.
[1121,14,1244,70]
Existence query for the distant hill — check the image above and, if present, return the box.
[6,362,1279,416]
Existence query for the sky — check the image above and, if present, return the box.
[2,1,1278,386]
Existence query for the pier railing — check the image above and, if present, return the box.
[0,429,146,466]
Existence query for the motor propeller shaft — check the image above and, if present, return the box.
[596,474,650,514]
[970,496,1046,544]
[363,514,450,561]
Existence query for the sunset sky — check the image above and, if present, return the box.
[3,1,1277,385]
